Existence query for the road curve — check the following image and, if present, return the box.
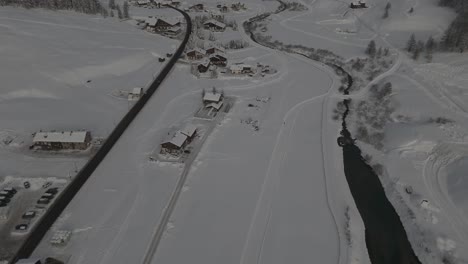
[11,5,192,263]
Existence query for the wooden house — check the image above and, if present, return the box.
[203,20,226,32]
[186,48,206,60]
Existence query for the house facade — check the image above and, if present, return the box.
[209,54,227,67]
[203,20,226,32]
[229,64,253,74]
[188,3,204,11]
[154,18,180,32]
[350,0,366,8]
[186,48,206,60]
[205,46,225,55]
[160,125,198,154]
[32,131,92,150]
[197,60,211,73]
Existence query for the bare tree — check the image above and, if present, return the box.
[123,1,130,19]
[116,4,123,19]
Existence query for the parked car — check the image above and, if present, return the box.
[3,187,17,194]
[41,193,54,199]
[0,202,7,207]
[22,211,36,219]
[44,257,64,264]
[37,198,50,205]
[42,182,52,189]
[0,196,11,203]
[0,191,13,198]
[45,188,59,195]
[24,181,31,189]
[15,224,28,231]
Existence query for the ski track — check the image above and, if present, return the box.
[238,4,344,264]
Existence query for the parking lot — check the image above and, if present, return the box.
[0,177,67,262]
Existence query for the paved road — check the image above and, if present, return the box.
[11,5,192,263]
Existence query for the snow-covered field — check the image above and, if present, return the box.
[0,6,178,178]
[2,0,467,263]
[0,4,179,261]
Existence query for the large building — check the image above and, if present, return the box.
[32,131,91,150]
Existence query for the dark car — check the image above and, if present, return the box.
[0,196,11,204]
[0,190,13,198]
[24,181,31,189]
[22,211,36,219]
[0,202,7,207]
[15,224,28,231]
[45,188,59,195]
[37,198,50,205]
[3,187,17,194]
[45,257,65,264]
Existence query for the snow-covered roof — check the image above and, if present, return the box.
[230,64,251,71]
[158,17,181,26]
[132,87,143,95]
[169,132,187,148]
[210,10,223,16]
[188,47,206,55]
[210,53,227,60]
[180,124,197,137]
[33,131,89,143]
[204,19,226,29]
[146,17,158,26]
[206,101,223,110]
[203,91,222,102]
[206,46,225,53]
[198,59,210,67]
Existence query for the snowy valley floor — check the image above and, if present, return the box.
[1,0,467,263]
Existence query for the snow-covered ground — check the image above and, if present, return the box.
[2,0,467,263]
[28,1,356,263]
[0,4,179,261]
[0,6,178,178]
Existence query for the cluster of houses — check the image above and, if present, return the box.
[350,0,367,8]
[160,124,198,155]
[31,131,92,151]
[186,45,255,76]
[139,16,182,36]
[132,0,180,8]
[186,46,228,74]
[216,2,246,13]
